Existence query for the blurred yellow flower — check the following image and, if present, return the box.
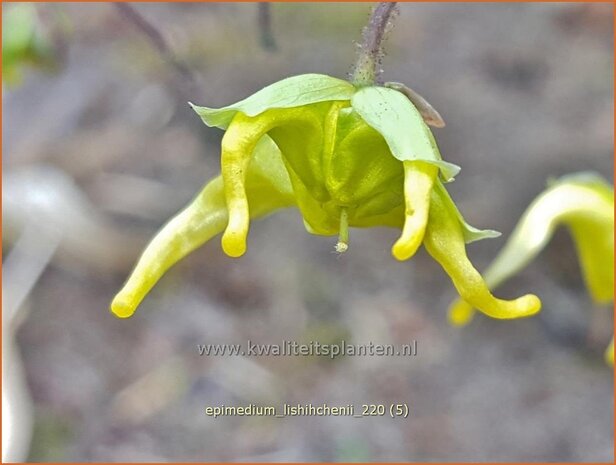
[449,173,614,364]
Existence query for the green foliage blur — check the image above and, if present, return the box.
[3,4,60,86]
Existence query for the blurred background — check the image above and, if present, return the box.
[2,2,614,462]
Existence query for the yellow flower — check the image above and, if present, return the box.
[111,74,540,320]
[449,173,614,364]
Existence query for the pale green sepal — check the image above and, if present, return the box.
[351,86,460,182]
[433,181,501,244]
[190,74,356,129]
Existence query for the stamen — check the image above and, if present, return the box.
[335,207,349,253]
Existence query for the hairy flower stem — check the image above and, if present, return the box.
[352,2,398,87]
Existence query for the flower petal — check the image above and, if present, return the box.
[220,113,270,257]
[425,185,541,320]
[449,173,614,325]
[110,137,294,318]
[111,177,228,318]
[392,160,438,261]
[351,86,460,182]
[221,104,336,250]
[190,74,355,129]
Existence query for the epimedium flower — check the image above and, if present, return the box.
[448,173,614,364]
[110,73,541,321]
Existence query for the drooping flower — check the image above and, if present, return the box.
[111,74,541,321]
[448,173,614,364]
